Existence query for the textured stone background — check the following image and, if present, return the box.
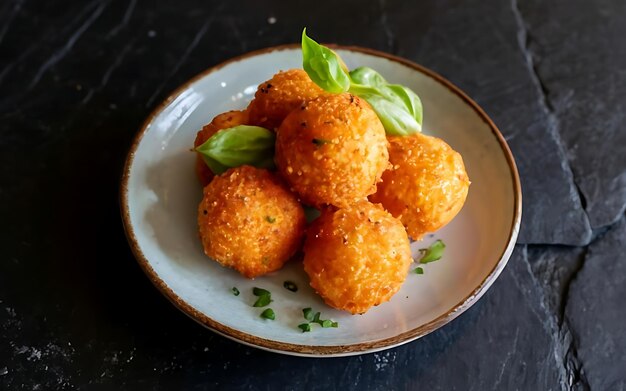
[1,0,624,389]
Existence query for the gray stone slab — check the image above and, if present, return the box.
[518,0,626,229]
[565,215,626,390]
[383,0,592,245]
[527,246,591,390]
[527,245,585,324]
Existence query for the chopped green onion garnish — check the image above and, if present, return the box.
[418,239,446,264]
[313,312,321,323]
[260,308,275,320]
[414,267,424,274]
[231,287,240,296]
[253,294,272,307]
[300,307,338,331]
[283,281,298,292]
[265,216,276,223]
[298,323,312,333]
[253,287,271,297]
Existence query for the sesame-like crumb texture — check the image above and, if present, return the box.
[194,110,249,186]
[247,69,325,130]
[370,133,470,240]
[198,165,306,278]
[303,201,412,314]
[275,93,389,208]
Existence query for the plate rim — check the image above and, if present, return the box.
[119,43,522,357]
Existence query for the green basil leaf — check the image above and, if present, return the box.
[349,67,422,135]
[419,239,446,264]
[195,125,275,175]
[349,66,388,88]
[300,33,423,136]
[360,94,421,136]
[301,28,351,93]
[387,83,423,125]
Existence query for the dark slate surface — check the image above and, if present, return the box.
[1,0,625,389]
[385,0,592,245]
[565,217,626,390]
[519,0,626,230]
[1,249,565,390]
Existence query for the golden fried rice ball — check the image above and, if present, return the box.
[275,93,389,208]
[194,110,249,186]
[198,165,305,278]
[247,69,326,130]
[303,201,412,314]
[370,133,470,240]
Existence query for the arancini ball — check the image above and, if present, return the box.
[370,133,470,240]
[194,110,249,186]
[247,69,326,130]
[275,93,389,208]
[303,201,412,314]
[198,165,305,278]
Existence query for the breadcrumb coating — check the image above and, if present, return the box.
[198,166,305,278]
[303,201,412,314]
[370,133,470,240]
[247,69,325,130]
[275,93,389,208]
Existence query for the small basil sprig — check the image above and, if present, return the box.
[195,125,275,175]
[301,28,351,93]
[349,67,422,135]
[301,29,423,136]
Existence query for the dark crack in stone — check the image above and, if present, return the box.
[385,0,592,245]
[518,0,626,229]
[565,216,626,390]
[527,245,586,324]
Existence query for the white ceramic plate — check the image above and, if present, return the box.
[121,45,521,357]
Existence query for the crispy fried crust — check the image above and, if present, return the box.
[247,69,325,130]
[275,93,389,208]
[370,133,470,240]
[198,166,305,278]
[303,201,412,314]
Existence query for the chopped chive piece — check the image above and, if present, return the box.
[299,307,339,331]
[253,294,272,307]
[418,239,446,264]
[283,281,298,292]
[414,267,424,274]
[253,287,271,297]
[231,287,240,296]
[265,216,276,223]
[260,308,275,320]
